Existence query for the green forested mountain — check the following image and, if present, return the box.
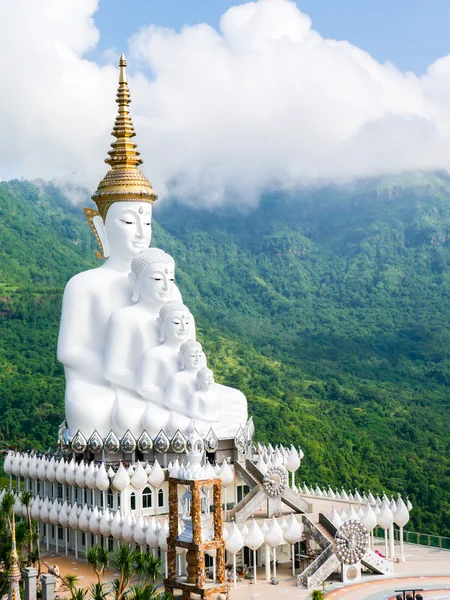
[1,174,450,535]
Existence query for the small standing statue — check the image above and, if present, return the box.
[189,368,220,435]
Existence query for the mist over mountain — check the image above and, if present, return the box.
[1,174,450,535]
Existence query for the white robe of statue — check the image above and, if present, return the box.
[165,341,207,437]
[57,202,182,438]
[189,368,219,435]
[105,249,180,438]
[137,302,193,437]
[189,368,246,438]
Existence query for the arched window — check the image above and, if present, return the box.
[142,487,153,509]
[130,492,136,511]
[158,489,164,508]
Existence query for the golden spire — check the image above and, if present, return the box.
[91,54,157,220]
[8,510,21,600]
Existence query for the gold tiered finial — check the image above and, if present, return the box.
[8,510,21,600]
[90,54,157,220]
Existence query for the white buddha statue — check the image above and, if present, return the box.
[189,368,219,435]
[58,55,170,439]
[138,301,193,436]
[58,201,154,438]
[165,340,207,436]
[105,248,178,438]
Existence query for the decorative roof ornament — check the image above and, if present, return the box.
[120,430,137,454]
[88,431,104,454]
[234,426,247,453]
[8,506,21,600]
[71,431,87,454]
[204,428,219,453]
[154,430,170,454]
[87,54,157,223]
[137,430,153,453]
[104,430,120,454]
[171,430,187,454]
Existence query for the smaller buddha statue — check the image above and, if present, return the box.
[189,368,219,435]
[138,301,193,436]
[105,248,179,438]
[165,340,207,436]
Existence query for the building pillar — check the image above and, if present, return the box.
[22,567,38,600]
[40,574,56,600]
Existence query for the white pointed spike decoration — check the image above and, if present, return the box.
[226,522,244,588]
[283,514,303,577]
[113,463,131,491]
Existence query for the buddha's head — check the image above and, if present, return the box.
[129,248,175,305]
[158,301,191,344]
[196,367,215,391]
[179,340,207,371]
[88,201,152,262]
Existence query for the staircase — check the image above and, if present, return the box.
[318,513,393,576]
[281,486,312,514]
[297,544,340,589]
[362,548,393,575]
[229,486,267,522]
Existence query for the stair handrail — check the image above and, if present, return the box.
[297,543,333,587]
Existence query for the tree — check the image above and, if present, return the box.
[86,545,109,584]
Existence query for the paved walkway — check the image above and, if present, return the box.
[42,538,450,600]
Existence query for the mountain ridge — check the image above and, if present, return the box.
[1,174,450,534]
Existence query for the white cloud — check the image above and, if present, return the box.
[2,0,450,206]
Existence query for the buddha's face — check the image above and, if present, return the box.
[138,262,175,305]
[162,310,191,343]
[103,202,152,260]
[198,370,215,391]
[183,347,206,370]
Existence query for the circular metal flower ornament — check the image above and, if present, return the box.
[335,519,369,565]
[263,466,288,497]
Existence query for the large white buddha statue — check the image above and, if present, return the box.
[58,55,159,438]
[105,248,178,438]
[138,301,193,436]
[165,340,207,436]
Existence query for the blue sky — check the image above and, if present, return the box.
[4,0,450,200]
[93,0,450,75]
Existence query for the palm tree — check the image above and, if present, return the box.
[111,545,141,600]
[89,581,109,600]
[86,545,110,584]
[0,491,15,532]
[62,573,80,597]
[70,588,88,600]
[135,552,162,587]
[20,490,40,569]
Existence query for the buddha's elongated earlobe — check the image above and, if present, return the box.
[157,317,165,343]
[84,209,110,259]
[93,214,110,258]
[129,272,140,303]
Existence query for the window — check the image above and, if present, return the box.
[108,537,114,552]
[107,489,114,509]
[36,481,41,495]
[130,492,136,511]
[158,489,164,508]
[58,527,63,541]
[237,485,250,504]
[57,484,63,500]
[142,487,152,509]
[51,525,55,538]
[81,532,86,546]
